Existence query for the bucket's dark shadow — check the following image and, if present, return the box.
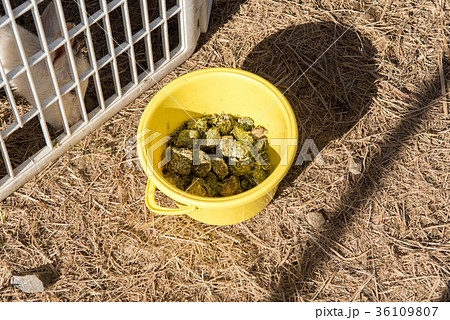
[242,22,379,195]
[241,22,379,300]
[243,22,449,301]
[276,55,448,302]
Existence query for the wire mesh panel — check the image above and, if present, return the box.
[0,0,212,200]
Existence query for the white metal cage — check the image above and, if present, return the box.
[0,0,212,200]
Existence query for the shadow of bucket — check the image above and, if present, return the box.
[137,68,298,225]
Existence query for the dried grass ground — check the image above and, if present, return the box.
[1,0,449,301]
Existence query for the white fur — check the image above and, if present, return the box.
[0,2,89,130]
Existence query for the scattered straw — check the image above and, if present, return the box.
[0,0,449,301]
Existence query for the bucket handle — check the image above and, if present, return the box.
[145,180,197,216]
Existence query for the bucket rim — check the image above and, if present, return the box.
[137,67,298,208]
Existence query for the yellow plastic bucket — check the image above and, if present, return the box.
[137,68,298,225]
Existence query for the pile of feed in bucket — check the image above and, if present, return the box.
[162,113,273,197]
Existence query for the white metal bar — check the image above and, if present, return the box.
[167,5,181,19]
[1,0,53,148]
[139,0,155,73]
[121,1,139,85]
[149,17,164,31]
[106,0,124,13]
[0,15,10,29]
[1,34,67,80]
[96,54,113,70]
[0,104,41,139]
[2,49,47,88]
[131,28,146,44]
[87,9,106,26]
[159,0,172,60]
[9,0,45,21]
[31,0,72,135]
[199,0,212,33]
[0,135,14,178]
[77,0,106,111]
[53,0,89,126]
[115,42,131,55]
[0,88,68,139]
[100,0,122,98]
[0,60,23,128]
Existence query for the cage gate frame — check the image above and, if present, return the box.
[0,0,212,201]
